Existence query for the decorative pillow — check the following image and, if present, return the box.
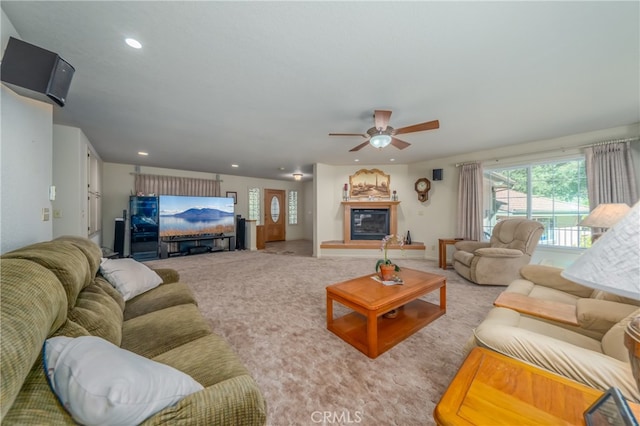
[99,258,163,301]
[43,336,203,426]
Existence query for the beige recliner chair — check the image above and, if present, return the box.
[453,218,544,285]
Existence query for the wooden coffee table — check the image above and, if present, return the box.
[326,267,446,358]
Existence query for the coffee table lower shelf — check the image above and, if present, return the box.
[328,299,445,357]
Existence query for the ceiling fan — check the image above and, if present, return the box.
[329,110,439,152]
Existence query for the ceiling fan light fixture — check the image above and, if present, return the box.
[370,134,392,149]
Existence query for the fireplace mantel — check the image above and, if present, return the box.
[342,200,400,244]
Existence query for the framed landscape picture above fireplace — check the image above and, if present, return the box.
[349,168,391,199]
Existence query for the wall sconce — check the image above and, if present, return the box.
[293,173,303,181]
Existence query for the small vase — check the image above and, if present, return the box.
[406,230,412,245]
[379,264,396,281]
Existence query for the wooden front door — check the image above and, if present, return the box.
[264,189,286,242]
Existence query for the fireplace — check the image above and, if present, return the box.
[322,200,425,254]
[341,200,399,245]
[351,209,390,240]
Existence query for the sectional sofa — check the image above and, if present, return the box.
[466,264,640,402]
[1,236,266,425]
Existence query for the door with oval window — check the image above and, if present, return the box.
[264,189,286,242]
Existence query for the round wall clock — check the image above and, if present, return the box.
[414,178,431,202]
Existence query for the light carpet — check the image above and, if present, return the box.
[145,247,504,426]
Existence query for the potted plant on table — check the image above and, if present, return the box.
[376,234,405,319]
[375,234,404,281]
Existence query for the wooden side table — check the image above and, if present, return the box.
[434,347,640,425]
[438,238,462,269]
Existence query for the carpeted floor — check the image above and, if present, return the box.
[145,242,504,426]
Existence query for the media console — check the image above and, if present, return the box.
[161,234,234,257]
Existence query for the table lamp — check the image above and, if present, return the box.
[580,203,631,241]
[563,201,639,299]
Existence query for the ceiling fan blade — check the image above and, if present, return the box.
[374,110,392,131]
[329,133,368,138]
[394,119,440,135]
[349,140,371,152]
[390,137,411,150]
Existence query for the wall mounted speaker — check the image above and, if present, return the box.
[433,168,443,181]
[1,37,74,107]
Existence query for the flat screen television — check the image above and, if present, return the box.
[158,195,235,239]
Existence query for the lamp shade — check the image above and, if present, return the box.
[579,203,630,228]
[562,202,639,300]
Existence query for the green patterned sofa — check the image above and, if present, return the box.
[1,236,266,425]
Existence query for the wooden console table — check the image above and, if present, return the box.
[493,292,579,326]
[434,347,640,425]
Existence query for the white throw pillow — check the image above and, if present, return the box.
[99,258,163,301]
[44,336,203,426]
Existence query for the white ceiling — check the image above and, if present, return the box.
[2,1,638,181]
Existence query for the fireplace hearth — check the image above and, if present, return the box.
[321,200,425,255]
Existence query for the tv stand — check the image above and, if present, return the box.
[161,234,234,257]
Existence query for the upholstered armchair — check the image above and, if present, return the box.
[453,218,544,285]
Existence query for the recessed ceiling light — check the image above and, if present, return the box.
[354,159,360,162]
[125,38,142,49]
[231,164,239,168]
[390,158,395,162]
[279,167,285,171]
[138,151,148,156]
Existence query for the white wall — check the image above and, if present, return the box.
[303,180,313,240]
[403,123,640,267]
[101,163,309,255]
[0,11,54,254]
[314,163,412,238]
[52,125,86,237]
[314,162,442,258]
[313,123,639,265]
[76,124,640,263]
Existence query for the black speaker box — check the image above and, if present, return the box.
[114,219,125,257]
[236,217,246,250]
[1,37,74,107]
[433,168,443,181]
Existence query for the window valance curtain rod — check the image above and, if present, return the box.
[455,137,639,167]
[577,137,639,149]
[128,172,223,183]
[455,161,481,168]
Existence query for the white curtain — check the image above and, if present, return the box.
[457,162,484,241]
[584,141,639,209]
[134,174,221,197]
